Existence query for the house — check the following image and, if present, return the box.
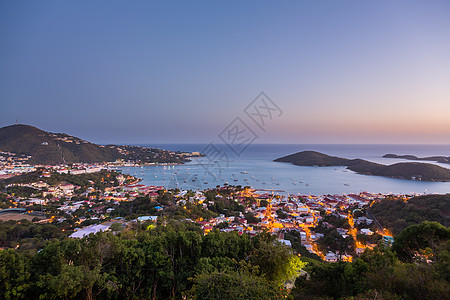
[356,216,373,225]
[58,183,77,195]
[137,216,158,222]
[325,252,338,262]
[148,192,159,199]
[57,169,69,174]
[360,229,373,235]
[92,205,106,214]
[300,231,307,241]
[70,169,86,175]
[278,239,292,247]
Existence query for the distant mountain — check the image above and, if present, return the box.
[275,151,450,182]
[0,124,187,165]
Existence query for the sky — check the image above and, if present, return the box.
[1,1,450,144]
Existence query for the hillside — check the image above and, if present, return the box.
[275,151,450,181]
[367,162,450,181]
[274,151,349,166]
[0,124,187,165]
[369,194,450,234]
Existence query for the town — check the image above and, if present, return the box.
[0,160,399,263]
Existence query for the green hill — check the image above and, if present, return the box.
[274,151,450,182]
[0,124,120,164]
[369,194,450,234]
[0,124,187,165]
[274,151,349,166]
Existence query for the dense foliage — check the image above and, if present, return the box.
[0,222,304,299]
[293,222,450,300]
[370,194,450,234]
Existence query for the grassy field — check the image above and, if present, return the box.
[0,213,45,222]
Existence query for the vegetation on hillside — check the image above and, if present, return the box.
[0,124,189,165]
[370,194,450,234]
[0,222,304,299]
[293,222,449,300]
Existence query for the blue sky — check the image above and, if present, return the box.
[1,1,450,144]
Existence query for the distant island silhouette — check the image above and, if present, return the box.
[383,154,450,165]
[274,151,450,182]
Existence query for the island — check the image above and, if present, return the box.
[383,153,450,165]
[274,151,450,182]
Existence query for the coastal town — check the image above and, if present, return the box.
[0,154,399,263]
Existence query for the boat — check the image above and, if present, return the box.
[240,171,248,174]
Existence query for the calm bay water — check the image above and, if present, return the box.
[119,144,450,195]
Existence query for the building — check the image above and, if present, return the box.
[69,224,110,238]
[382,235,394,247]
[137,216,158,222]
[325,252,338,262]
[360,229,373,235]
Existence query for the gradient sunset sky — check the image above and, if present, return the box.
[1,1,449,144]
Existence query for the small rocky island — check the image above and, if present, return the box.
[275,151,450,182]
[383,154,450,165]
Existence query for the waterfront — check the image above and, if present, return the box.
[119,144,450,195]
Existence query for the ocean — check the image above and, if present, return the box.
[118,144,450,196]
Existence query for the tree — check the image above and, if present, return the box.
[393,221,450,262]
[251,241,305,284]
[0,249,31,299]
[189,271,285,300]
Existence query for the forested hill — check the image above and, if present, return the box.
[0,124,121,164]
[274,151,450,182]
[369,194,450,234]
[0,124,186,165]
